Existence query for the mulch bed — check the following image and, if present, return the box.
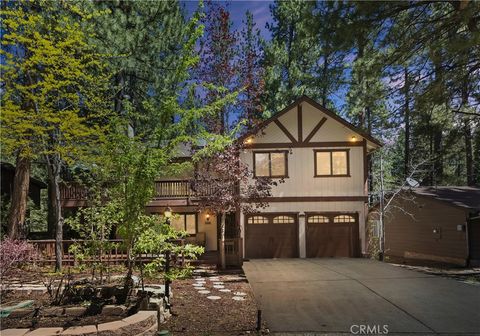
[162,266,265,335]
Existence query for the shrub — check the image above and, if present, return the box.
[0,238,38,277]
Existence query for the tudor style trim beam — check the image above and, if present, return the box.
[274,119,298,144]
[304,117,328,143]
[245,141,364,149]
[298,104,303,143]
[244,196,368,202]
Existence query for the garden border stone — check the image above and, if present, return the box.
[1,310,158,336]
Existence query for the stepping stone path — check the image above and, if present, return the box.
[192,269,248,303]
[232,296,245,301]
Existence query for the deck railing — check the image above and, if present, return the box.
[60,184,88,201]
[29,239,188,267]
[222,238,243,267]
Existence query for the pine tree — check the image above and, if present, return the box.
[237,10,265,127]
[263,0,318,114]
[196,0,238,134]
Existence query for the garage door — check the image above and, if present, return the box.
[245,214,298,258]
[306,213,359,258]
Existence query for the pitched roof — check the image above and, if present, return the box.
[238,95,382,147]
[413,186,480,211]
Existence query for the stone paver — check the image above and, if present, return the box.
[25,328,63,336]
[232,296,245,301]
[198,290,210,294]
[0,329,31,336]
[206,296,221,300]
[97,320,129,336]
[61,325,97,336]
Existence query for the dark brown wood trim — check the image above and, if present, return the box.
[237,96,382,147]
[304,117,327,143]
[245,196,368,202]
[245,141,363,149]
[298,104,303,143]
[252,150,289,178]
[274,119,297,144]
[313,149,350,177]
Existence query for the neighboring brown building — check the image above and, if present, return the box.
[1,162,47,206]
[372,187,480,267]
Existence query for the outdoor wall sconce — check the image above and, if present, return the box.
[351,135,357,142]
[205,213,211,225]
[245,138,253,145]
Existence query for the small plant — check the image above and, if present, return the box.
[0,238,38,278]
[134,214,204,281]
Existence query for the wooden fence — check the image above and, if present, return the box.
[30,238,243,267]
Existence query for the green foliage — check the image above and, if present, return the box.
[134,215,204,279]
[0,0,111,162]
[65,200,121,276]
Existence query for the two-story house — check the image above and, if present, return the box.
[145,96,381,261]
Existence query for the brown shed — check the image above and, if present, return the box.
[370,187,480,267]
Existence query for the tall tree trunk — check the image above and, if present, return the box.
[7,155,31,239]
[465,124,474,185]
[403,67,410,178]
[433,129,443,185]
[219,211,226,270]
[47,153,63,272]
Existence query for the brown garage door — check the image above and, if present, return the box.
[306,213,359,258]
[246,214,298,258]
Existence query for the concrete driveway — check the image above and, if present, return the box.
[243,259,480,334]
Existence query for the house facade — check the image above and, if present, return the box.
[144,96,381,261]
[59,96,381,263]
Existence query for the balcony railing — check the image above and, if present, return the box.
[59,179,230,203]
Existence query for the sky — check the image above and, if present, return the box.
[181,0,274,40]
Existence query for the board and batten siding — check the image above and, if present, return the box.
[239,100,376,255]
[384,196,468,265]
[241,146,364,197]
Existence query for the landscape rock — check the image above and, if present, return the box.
[64,307,86,317]
[8,308,35,319]
[101,305,126,316]
[41,307,64,317]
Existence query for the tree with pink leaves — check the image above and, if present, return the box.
[193,144,280,269]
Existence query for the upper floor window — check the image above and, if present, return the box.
[254,151,288,178]
[314,149,349,177]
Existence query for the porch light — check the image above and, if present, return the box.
[245,138,253,144]
[205,213,211,224]
[351,135,357,142]
[164,206,172,219]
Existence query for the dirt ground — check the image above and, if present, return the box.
[162,266,265,336]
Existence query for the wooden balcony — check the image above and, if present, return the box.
[60,180,226,207]
[60,183,88,207]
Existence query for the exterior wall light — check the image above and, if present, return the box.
[205,213,211,224]
[351,136,357,142]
